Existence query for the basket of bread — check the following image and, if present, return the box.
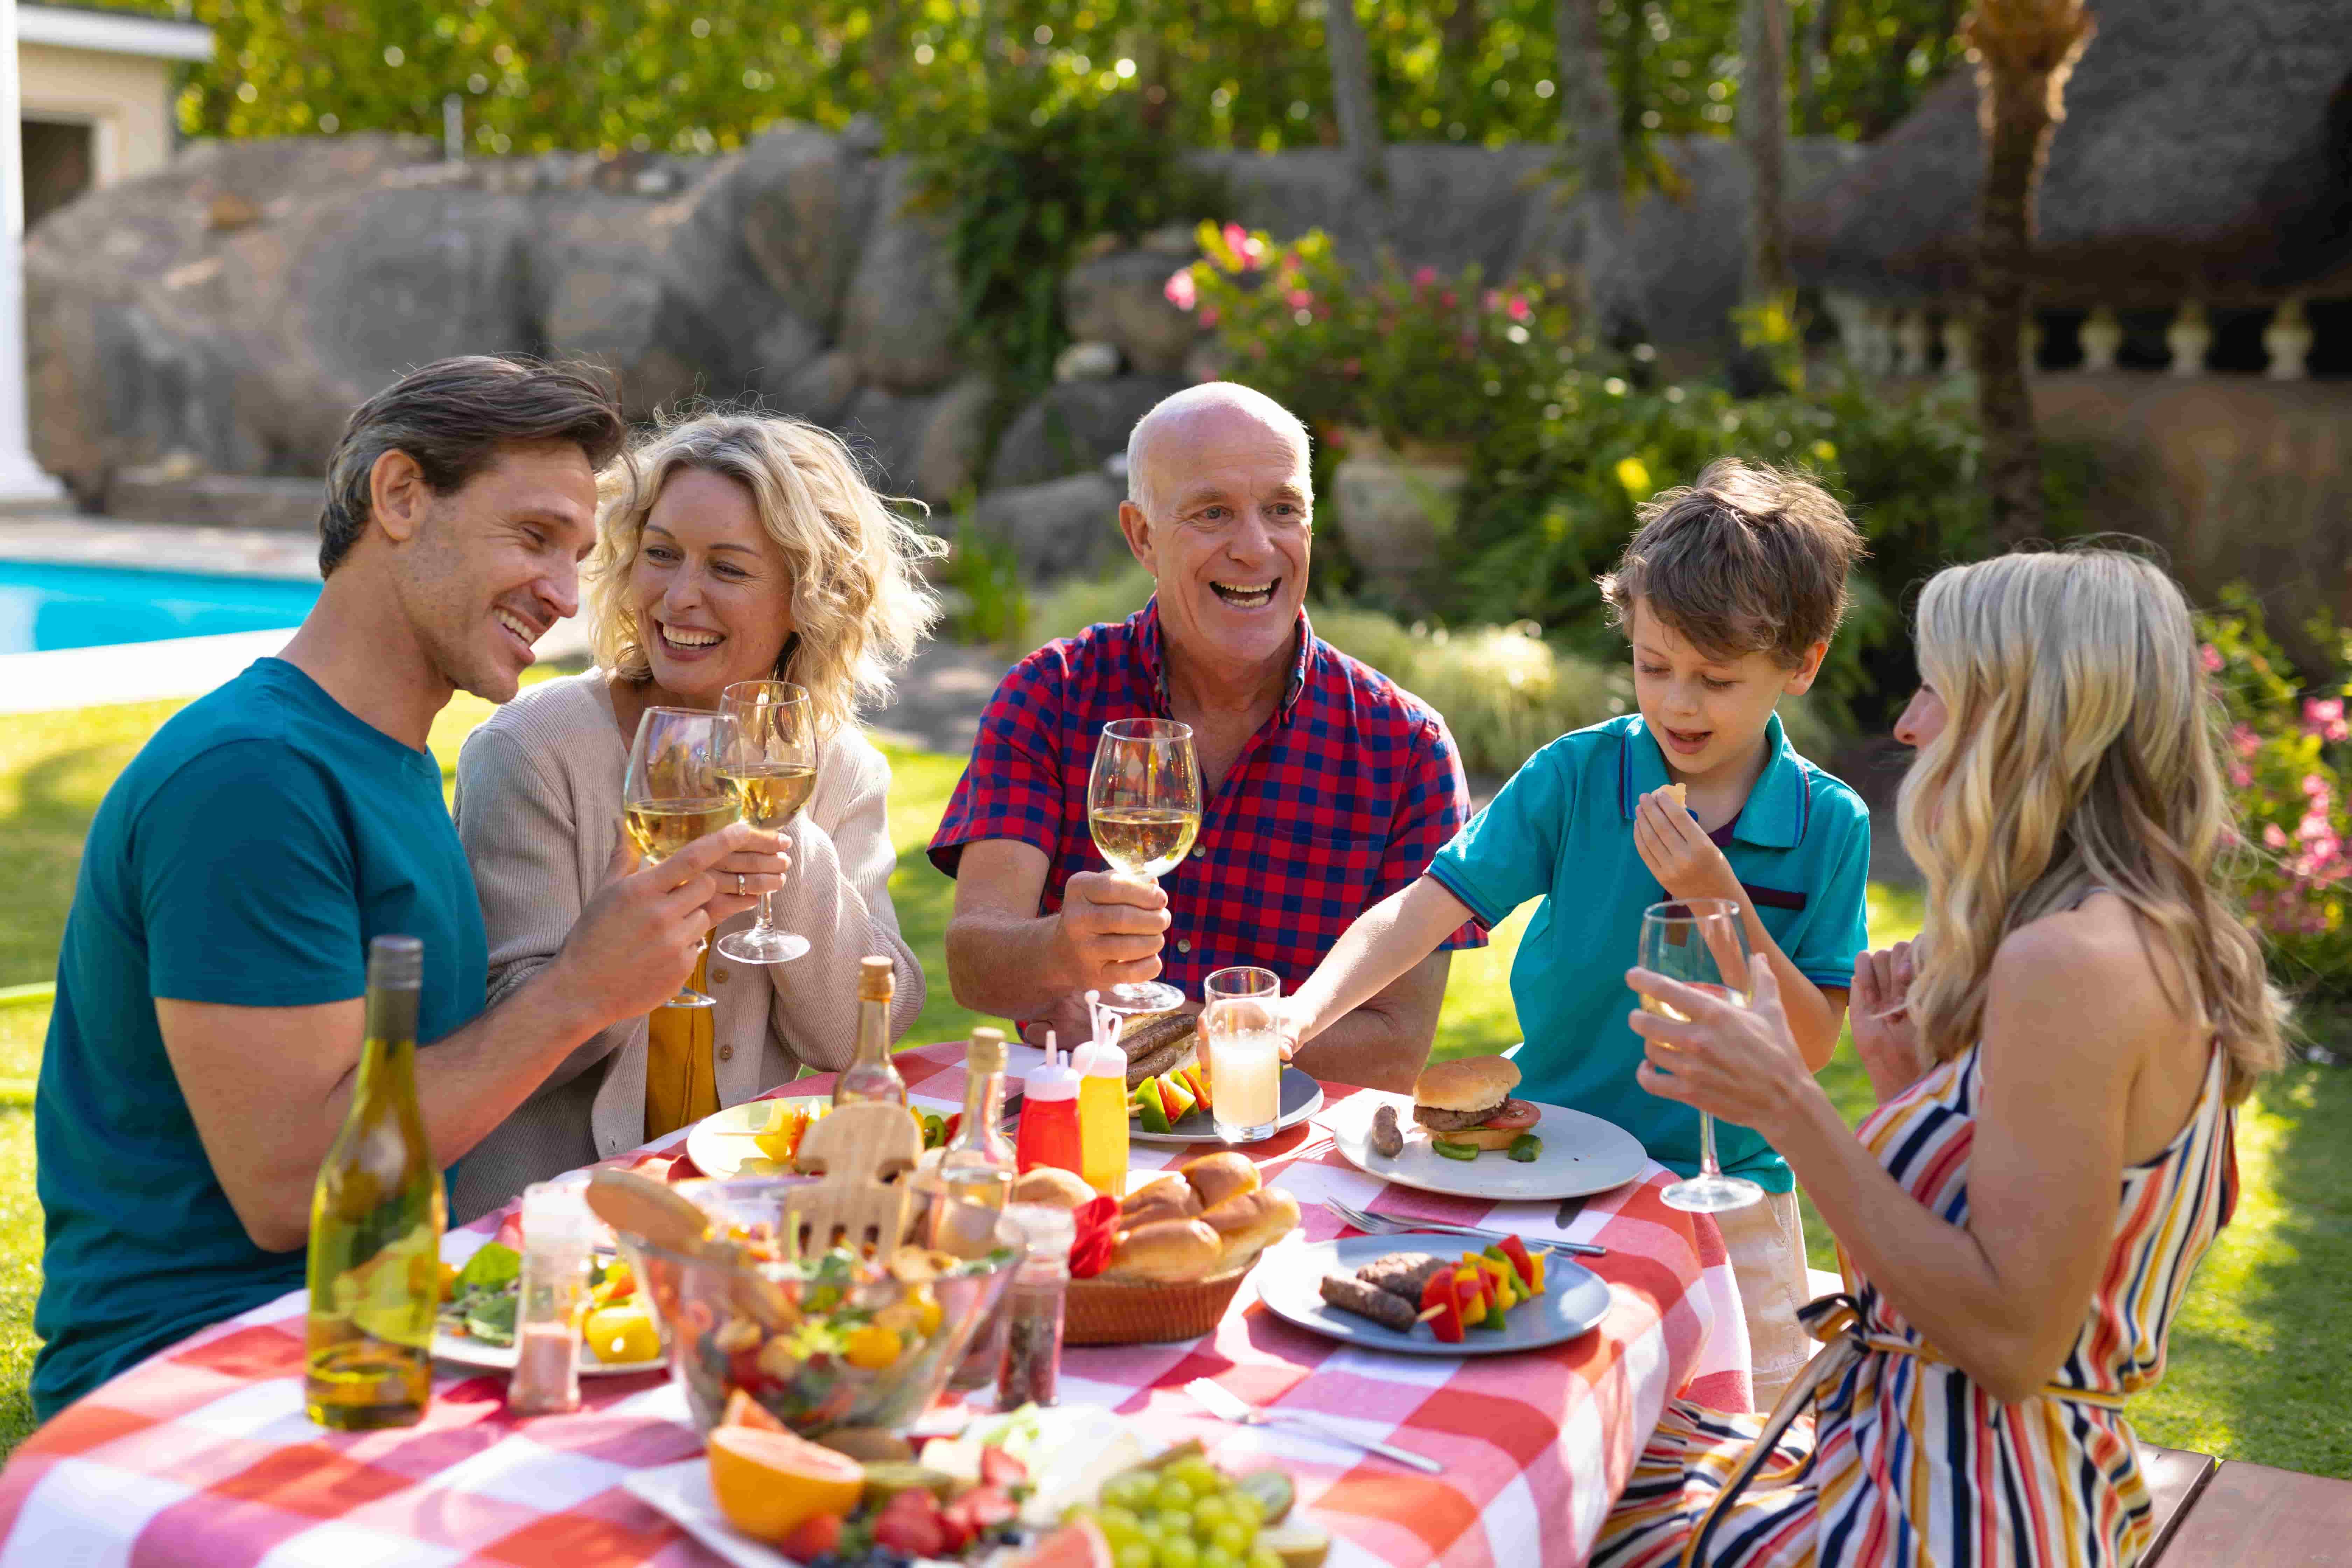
[1006,1153,1300,1345]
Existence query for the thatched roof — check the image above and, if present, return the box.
[1791,0,2352,306]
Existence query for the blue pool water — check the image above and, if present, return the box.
[0,560,321,654]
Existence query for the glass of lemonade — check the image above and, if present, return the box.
[623,706,736,1009]
[1087,717,1203,1015]
[1202,966,1283,1143]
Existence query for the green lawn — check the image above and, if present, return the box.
[0,695,2345,1478]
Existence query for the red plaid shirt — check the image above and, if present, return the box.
[930,598,1483,1001]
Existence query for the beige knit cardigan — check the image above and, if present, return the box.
[447,671,924,1222]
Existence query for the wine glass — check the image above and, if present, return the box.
[623,706,736,1009]
[1201,966,1282,1143]
[714,680,814,966]
[1086,717,1203,1016]
[1638,898,1764,1213]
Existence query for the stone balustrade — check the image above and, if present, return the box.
[1821,293,2332,381]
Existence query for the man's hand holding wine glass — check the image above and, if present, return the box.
[554,820,783,1023]
[1048,869,1173,993]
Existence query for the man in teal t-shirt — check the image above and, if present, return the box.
[31,357,786,1420]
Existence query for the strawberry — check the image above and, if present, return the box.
[979,1446,1029,1488]
[779,1512,843,1563]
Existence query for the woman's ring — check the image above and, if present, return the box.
[735,873,745,896]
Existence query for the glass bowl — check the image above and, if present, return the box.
[615,1176,1023,1437]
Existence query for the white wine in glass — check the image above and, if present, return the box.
[714,680,816,965]
[623,706,735,1009]
[1087,717,1203,1015]
[1638,897,1764,1213]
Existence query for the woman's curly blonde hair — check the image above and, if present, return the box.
[1899,547,2282,1104]
[584,410,945,739]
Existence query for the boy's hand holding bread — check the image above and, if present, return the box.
[1632,782,1744,906]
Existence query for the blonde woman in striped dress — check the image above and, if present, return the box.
[1596,549,2282,1568]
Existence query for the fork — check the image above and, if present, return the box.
[1184,1378,1443,1473]
[1323,1198,1606,1258]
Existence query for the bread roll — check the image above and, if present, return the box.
[1411,1055,1521,1113]
[1200,1187,1299,1272]
[1179,1150,1259,1212]
[1119,1174,1200,1227]
[1011,1167,1096,1210]
[1105,1217,1220,1282]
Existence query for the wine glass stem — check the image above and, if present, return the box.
[1698,1110,1723,1179]
[752,888,777,933]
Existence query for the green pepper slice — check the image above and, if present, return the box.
[1431,1139,1483,1162]
[1506,1133,1543,1163]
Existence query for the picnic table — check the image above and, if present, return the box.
[0,1041,1751,1567]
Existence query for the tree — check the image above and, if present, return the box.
[1961,0,2094,541]
[1738,0,1790,301]
[1555,0,1644,346]
[1322,0,1387,211]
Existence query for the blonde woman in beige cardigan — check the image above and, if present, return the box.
[449,411,942,1221]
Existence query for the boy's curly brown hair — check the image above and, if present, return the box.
[1598,458,1866,665]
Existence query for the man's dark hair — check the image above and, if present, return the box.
[317,356,626,576]
[1598,458,1866,665]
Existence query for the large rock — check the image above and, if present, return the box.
[23,128,953,498]
[1062,248,1199,377]
[836,159,962,394]
[987,376,1186,491]
[971,472,1127,579]
[733,121,882,333]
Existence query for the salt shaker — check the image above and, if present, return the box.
[506,1178,594,1416]
[996,1202,1076,1411]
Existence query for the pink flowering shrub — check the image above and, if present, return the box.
[2202,588,2352,991]
[1166,223,1571,451]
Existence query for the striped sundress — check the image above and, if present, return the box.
[1592,1040,2236,1568]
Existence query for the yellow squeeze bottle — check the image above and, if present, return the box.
[1072,1031,1130,1199]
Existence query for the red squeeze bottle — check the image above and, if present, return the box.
[1016,1042,1085,1177]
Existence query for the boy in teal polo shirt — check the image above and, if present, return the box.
[1284,459,1870,1402]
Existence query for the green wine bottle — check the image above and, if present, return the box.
[304,934,444,1429]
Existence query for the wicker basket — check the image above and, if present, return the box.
[1066,1262,1254,1345]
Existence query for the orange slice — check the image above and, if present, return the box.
[720,1388,785,1432]
[706,1425,864,1543]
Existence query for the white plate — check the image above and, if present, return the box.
[1257,1234,1614,1356]
[1329,1092,1647,1201]
[429,1330,665,1378]
[685,1096,836,1181]
[623,1461,798,1568]
[1130,1067,1323,1145]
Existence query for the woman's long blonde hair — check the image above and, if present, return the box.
[585,410,945,738]
[1898,548,2282,1103]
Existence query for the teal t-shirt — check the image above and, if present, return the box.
[1424,713,1869,1191]
[32,658,487,1419]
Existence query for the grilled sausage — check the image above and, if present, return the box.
[1369,1103,1406,1158]
[1319,1273,1419,1332]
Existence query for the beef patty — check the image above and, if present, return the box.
[1412,1097,1536,1133]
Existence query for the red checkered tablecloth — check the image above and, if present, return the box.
[0,1043,1750,1567]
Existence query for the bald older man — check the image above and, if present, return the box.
[930,384,1481,1091]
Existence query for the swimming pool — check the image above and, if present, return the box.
[0,560,320,654]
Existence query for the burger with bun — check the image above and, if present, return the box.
[1410,1055,1541,1150]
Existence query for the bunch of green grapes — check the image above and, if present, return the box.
[1080,1456,1280,1568]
